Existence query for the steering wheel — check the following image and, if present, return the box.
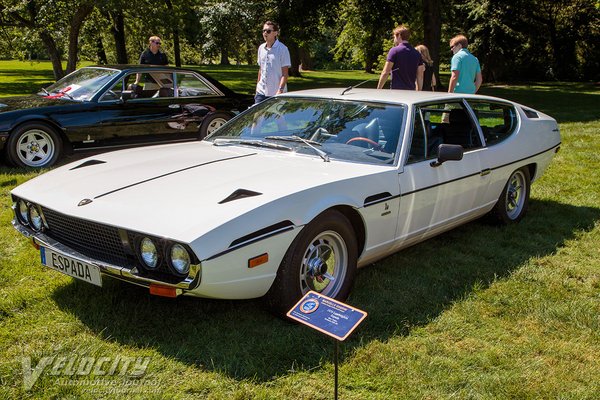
[346,136,382,151]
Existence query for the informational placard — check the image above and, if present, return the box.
[287,291,367,341]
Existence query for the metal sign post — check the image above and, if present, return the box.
[287,291,368,399]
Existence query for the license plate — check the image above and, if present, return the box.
[40,247,102,287]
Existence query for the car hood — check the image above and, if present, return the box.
[12,141,391,244]
[0,95,73,113]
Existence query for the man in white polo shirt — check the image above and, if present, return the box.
[255,21,291,104]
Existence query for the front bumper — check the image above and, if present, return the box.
[13,221,201,293]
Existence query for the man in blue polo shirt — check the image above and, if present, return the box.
[448,34,482,94]
[377,25,424,91]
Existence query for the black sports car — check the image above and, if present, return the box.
[0,65,253,168]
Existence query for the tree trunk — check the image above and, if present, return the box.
[173,28,182,67]
[96,35,108,64]
[423,0,444,89]
[39,31,64,80]
[66,4,94,74]
[364,33,379,74]
[299,46,313,71]
[219,44,230,65]
[108,11,128,64]
[164,0,181,67]
[286,40,302,77]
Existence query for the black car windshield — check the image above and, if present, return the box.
[43,67,120,101]
[207,97,405,165]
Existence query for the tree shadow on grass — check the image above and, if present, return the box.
[52,199,600,381]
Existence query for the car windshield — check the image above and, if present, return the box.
[207,97,405,165]
[42,67,120,101]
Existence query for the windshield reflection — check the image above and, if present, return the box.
[43,67,120,101]
[207,97,405,165]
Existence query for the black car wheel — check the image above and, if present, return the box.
[264,210,358,316]
[491,167,531,224]
[7,122,62,168]
[199,112,231,139]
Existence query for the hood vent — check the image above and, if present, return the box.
[219,189,262,204]
[70,159,107,170]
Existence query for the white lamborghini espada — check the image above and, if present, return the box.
[11,88,560,315]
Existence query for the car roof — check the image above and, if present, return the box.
[279,88,511,106]
[86,64,197,73]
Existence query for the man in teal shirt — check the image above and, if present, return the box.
[448,35,482,94]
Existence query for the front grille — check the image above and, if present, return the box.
[41,207,133,268]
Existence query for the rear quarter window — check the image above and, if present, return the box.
[467,101,518,146]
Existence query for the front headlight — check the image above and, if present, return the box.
[17,200,29,225]
[139,237,159,269]
[169,244,190,276]
[28,204,43,231]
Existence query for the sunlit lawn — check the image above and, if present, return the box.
[0,60,599,399]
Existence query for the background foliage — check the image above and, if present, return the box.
[0,0,598,81]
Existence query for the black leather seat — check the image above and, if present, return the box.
[442,108,475,148]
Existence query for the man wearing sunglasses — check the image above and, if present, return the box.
[448,34,482,94]
[255,21,291,104]
[135,36,169,88]
[139,36,169,66]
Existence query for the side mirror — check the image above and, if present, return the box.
[430,144,464,167]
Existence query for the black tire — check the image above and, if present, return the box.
[490,167,531,224]
[264,209,358,316]
[199,112,231,139]
[7,122,62,168]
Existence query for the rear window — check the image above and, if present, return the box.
[466,101,518,146]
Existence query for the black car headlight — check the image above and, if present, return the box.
[169,244,191,276]
[17,199,29,225]
[28,204,44,231]
[139,237,159,269]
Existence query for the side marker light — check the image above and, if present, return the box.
[149,284,179,298]
[248,253,269,268]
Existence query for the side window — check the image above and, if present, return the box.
[407,109,428,163]
[408,102,483,164]
[176,73,217,97]
[100,79,123,101]
[467,101,517,146]
[119,73,168,99]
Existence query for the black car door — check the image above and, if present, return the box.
[95,72,197,147]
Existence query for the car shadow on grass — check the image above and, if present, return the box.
[51,199,600,382]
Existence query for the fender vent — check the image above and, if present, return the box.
[218,189,262,204]
[70,159,107,170]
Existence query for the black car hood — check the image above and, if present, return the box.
[0,95,75,113]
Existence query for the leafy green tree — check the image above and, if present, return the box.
[0,0,95,79]
[196,0,266,65]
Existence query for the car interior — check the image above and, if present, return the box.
[408,102,482,164]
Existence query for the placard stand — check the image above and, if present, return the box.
[287,291,367,399]
[334,339,339,399]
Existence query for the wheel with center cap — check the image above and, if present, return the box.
[7,122,62,168]
[264,209,358,316]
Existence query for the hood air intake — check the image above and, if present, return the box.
[219,189,262,204]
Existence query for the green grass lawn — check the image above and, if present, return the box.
[0,61,599,399]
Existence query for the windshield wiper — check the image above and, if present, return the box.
[40,87,50,96]
[266,135,330,162]
[60,90,74,100]
[212,138,293,151]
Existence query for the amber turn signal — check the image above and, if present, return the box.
[248,253,268,268]
[149,284,178,298]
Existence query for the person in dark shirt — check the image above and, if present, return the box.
[134,36,169,88]
[377,25,424,91]
[139,36,169,65]
[415,45,437,91]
